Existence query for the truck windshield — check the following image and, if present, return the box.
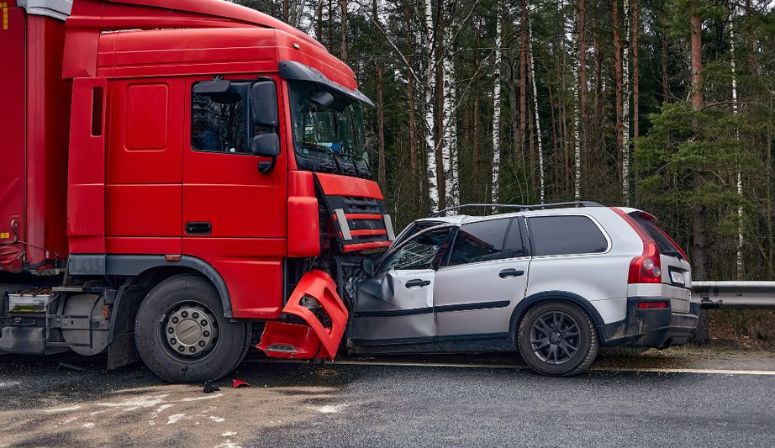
[288,80,371,178]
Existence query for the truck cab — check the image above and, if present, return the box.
[0,0,393,382]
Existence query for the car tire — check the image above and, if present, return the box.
[135,274,251,383]
[517,301,598,376]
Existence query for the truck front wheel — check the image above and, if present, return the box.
[135,274,251,383]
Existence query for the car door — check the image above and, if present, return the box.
[434,218,530,337]
[351,226,454,342]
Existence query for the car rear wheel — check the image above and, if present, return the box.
[517,301,598,376]
[135,274,251,383]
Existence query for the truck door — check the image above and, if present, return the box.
[182,76,287,319]
[351,226,454,343]
[434,218,530,337]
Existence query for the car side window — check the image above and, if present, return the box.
[503,219,526,258]
[379,227,451,272]
[448,219,511,266]
[191,82,249,154]
[528,216,608,256]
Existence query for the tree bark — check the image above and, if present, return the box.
[519,0,530,174]
[661,32,670,102]
[339,0,348,61]
[528,15,544,203]
[577,0,587,191]
[423,0,439,212]
[612,0,624,193]
[632,0,640,142]
[622,0,631,205]
[491,5,503,204]
[729,6,743,279]
[282,0,290,23]
[442,3,459,208]
[690,10,706,281]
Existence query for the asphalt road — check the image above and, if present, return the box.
[1,350,774,447]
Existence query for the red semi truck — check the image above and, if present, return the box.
[0,0,394,382]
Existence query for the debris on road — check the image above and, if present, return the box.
[231,379,250,388]
[203,380,220,394]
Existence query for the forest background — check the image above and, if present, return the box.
[235,0,775,283]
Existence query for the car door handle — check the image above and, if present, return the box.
[185,221,212,235]
[406,279,431,288]
[499,268,524,278]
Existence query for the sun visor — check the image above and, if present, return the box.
[278,60,374,107]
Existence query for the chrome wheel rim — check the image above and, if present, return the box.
[162,303,218,358]
[530,311,581,365]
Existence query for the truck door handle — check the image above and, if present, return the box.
[499,268,524,278]
[406,279,431,288]
[185,221,212,235]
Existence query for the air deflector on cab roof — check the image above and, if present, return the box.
[278,61,374,107]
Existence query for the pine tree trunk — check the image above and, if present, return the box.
[491,6,503,204]
[729,7,743,279]
[519,0,530,176]
[283,0,290,23]
[376,61,387,189]
[622,0,631,204]
[339,0,347,61]
[661,33,670,102]
[632,0,639,142]
[577,0,587,190]
[612,0,624,194]
[690,10,707,281]
[315,0,323,41]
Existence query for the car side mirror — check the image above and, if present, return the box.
[251,80,278,128]
[251,134,280,174]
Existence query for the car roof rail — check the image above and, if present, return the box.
[432,201,604,217]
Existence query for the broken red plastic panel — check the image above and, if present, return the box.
[257,270,348,360]
[231,379,250,388]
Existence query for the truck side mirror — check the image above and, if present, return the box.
[251,80,278,128]
[251,134,280,174]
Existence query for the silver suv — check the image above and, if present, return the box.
[348,202,698,376]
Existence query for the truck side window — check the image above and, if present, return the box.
[191,82,249,154]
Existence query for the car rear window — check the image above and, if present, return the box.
[448,218,512,265]
[630,213,685,259]
[528,216,608,256]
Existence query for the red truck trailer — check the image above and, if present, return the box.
[0,0,394,382]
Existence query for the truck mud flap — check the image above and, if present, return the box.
[257,270,348,359]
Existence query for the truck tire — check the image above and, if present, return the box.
[517,301,598,376]
[135,274,251,383]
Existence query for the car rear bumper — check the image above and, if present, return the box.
[599,298,699,348]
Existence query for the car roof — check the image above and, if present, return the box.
[415,205,640,227]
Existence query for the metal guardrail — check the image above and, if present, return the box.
[693,281,775,309]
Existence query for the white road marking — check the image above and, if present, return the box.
[180,393,222,402]
[82,422,95,428]
[222,432,237,437]
[0,381,21,389]
[209,416,225,422]
[166,413,186,425]
[316,404,346,414]
[44,405,82,413]
[260,359,775,376]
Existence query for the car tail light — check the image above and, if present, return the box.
[637,300,669,310]
[611,208,663,284]
[628,241,662,283]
